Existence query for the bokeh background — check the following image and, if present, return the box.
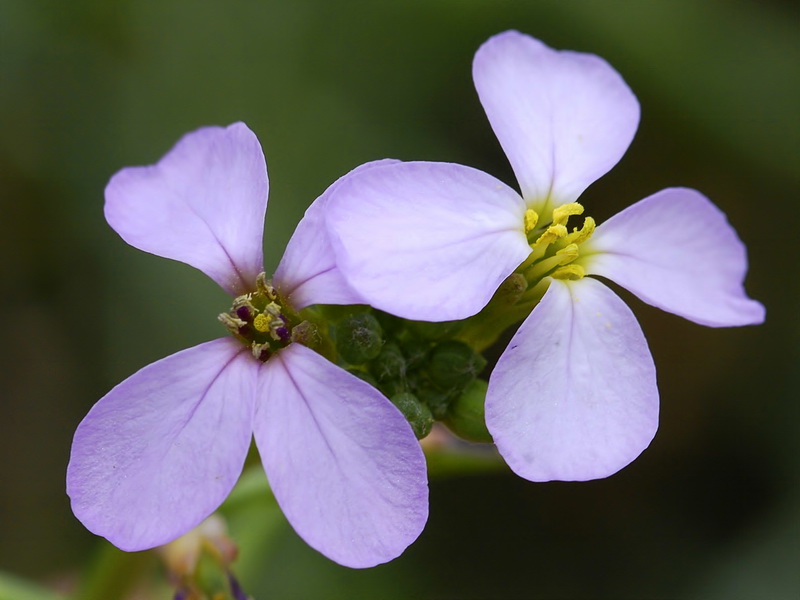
[1,1,798,598]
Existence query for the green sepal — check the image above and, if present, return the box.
[416,387,453,420]
[390,392,433,439]
[443,378,493,443]
[333,312,384,365]
[369,342,406,382]
[427,340,487,390]
[398,337,430,370]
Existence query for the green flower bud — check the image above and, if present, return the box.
[379,379,406,399]
[416,386,453,420]
[444,378,493,443]
[391,392,433,439]
[427,340,487,391]
[398,338,430,370]
[370,342,406,381]
[334,313,383,365]
[491,272,527,307]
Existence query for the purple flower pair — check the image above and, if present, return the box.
[68,30,764,567]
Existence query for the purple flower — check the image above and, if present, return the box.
[323,31,765,481]
[66,123,428,568]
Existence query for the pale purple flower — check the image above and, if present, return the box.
[323,31,765,481]
[66,123,428,568]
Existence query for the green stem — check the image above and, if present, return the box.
[73,543,156,600]
[0,572,65,600]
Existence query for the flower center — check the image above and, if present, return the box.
[218,273,317,361]
[517,202,596,285]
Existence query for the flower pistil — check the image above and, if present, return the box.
[218,272,317,361]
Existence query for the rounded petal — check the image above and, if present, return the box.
[585,188,765,327]
[253,343,428,568]
[105,123,268,296]
[274,160,399,310]
[486,278,659,482]
[67,339,257,551]
[473,31,640,213]
[325,161,530,321]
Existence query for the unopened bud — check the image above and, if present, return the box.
[427,340,487,391]
[417,387,453,420]
[399,338,430,370]
[391,392,433,439]
[334,313,384,365]
[444,379,493,443]
[370,343,406,381]
[492,273,527,307]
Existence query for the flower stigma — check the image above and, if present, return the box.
[218,272,318,361]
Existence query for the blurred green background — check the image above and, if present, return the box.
[1,0,798,598]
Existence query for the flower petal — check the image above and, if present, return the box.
[104,123,268,296]
[67,339,256,551]
[473,30,640,213]
[325,161,530,320]
[253,343,428,568]
[585,188,765,327]
[274,160,399,310]
[486,278,659,482]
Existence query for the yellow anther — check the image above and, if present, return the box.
[535,224,567,247]
[555,243,580,264]
[552,202,584,227]
[524,209,539,233]
[551,264,585,280]
[253,313,273,333]
[564,216,596,245]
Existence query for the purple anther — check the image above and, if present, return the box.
[228,572,248,600]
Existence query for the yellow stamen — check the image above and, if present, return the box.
[555,243,579,264]
[524,209,539,233]
[551,264,585,280]
[564,216,596,245]
[552,202,584,227]
[535,224,567,247]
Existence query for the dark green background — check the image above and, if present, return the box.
[1,1,797,598]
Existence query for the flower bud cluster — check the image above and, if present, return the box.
[331,310,490,441]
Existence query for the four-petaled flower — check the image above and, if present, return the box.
[323,31,765,481]
[66,123,428,568]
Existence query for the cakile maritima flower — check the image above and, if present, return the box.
[66,123,428,569]
[323,31,765,482]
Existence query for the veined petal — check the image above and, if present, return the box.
[585,188,766,327]
[67,339,256,551]
[253,343,428,568]
[274,160,399,310]
[473,30,640,213]
[325,161,530,321]
[486,278,659,482]
[105,123,268,297]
